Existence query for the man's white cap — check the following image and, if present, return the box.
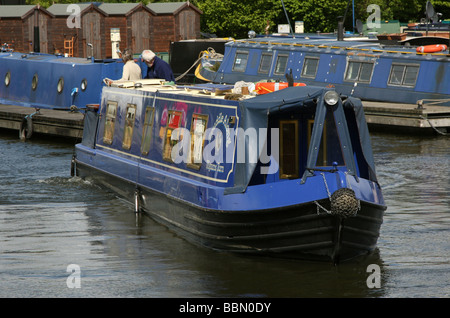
[142,50,156,62]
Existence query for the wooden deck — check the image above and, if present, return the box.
[0,104,84,139]
[362,101,450,135]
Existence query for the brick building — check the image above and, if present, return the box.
[0,5,54,53]
[0,2,202,59]
[46,3,108,59]
[148,1,202,53]
[99,3,156,58]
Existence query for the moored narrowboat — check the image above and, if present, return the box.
[73,80,386,263]
[0,51,125,111]
[196,36,450,106]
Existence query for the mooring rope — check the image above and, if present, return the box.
[175,48,224,82]
[419,115,449,136]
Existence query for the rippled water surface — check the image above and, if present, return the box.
[0,130,448,298]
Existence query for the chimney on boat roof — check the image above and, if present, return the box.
[337,16,344,41]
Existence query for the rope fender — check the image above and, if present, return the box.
[330,188,360,218]
[314,172,360,218]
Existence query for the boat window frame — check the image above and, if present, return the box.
[273,53,289,76]
[258,53,273,74]
[344,60,375,83]
[187,113,209,170]
[141,106,155,156]
[232,50,249,72]
[103,101,118,145]
[163,110,184,163]
[307,119,327,167]
[122,103,137,151]
[279,120,299,179]
[387,63,420,87]
[301,56,320,78]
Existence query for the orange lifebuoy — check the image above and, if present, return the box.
[416,44,448,53]
[255,82,306,95]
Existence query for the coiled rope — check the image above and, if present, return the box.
[175,47,224,82]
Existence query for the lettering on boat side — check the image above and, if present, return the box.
[179,302,271,314]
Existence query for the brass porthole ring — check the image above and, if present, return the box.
[32,73,38,91]
[57,77,64,94]
[5,71,11,87]
[81,78,87,91]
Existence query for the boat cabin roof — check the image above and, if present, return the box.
[229,36,450,59]
[110,79,252,100]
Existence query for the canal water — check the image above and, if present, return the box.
[0,129,448,298]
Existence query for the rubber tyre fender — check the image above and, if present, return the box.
[19,116,33,140]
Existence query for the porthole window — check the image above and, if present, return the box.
[5,71,11,87]
[31,74,38,91]
[81,78,87,91]
[57,77,64,94]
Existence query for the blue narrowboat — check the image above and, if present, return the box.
[73,80,386,263]
[0,51,125,111]
[197,36,450,106]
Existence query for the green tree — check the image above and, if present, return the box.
[283,0,349,33]
[25,0,443,36]
[192,0,284,38]
[432,0,450,20]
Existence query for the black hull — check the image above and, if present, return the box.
[75,161,385,263]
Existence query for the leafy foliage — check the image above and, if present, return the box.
[25,0,450,38]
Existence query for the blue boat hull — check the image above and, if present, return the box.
[75,158,384,262]
[73,84,386,263]
[0,52,127,110]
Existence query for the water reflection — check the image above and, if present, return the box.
[0,129,448,297]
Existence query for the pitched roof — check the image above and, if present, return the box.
[0,5,36,18]
[0,4,54,18]
[147,1,202,15]
[47,3,107,17]
[99,3,155,16]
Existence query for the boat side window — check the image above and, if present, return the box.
[279,120,299,179]
[232,51,249,72]
[141,106,155,156]
[301,57,319,78]
[274,54,288,75]
[103,101,118,145]
[122,104,137,150]
[388,64,420,87]
[188,113,208,170]
[258,53,272,74]
[163,110,183,162]
[345,61,374,83]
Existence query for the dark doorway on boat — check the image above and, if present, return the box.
[249,108,345,186]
